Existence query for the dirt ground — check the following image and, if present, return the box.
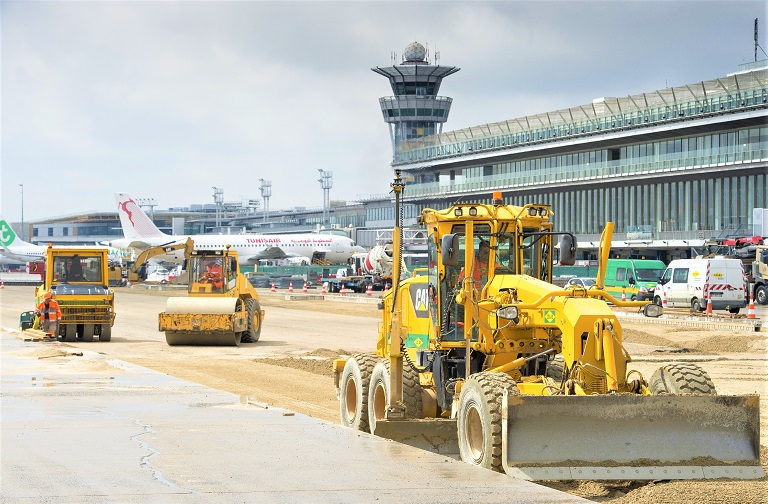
[4,286,767,502]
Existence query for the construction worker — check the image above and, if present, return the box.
[200,259,224,291]
[458,240,496,290]
[35,292,62,337]
[67,255,84,281]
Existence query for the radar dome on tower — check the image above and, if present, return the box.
[403,42,427,63]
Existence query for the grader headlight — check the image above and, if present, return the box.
[497,305,519,321]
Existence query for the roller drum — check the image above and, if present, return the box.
[162,297,243,346]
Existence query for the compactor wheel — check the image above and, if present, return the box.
[367,359,423,434]
[63,324,77,343]
[242,298,262,343]
[649,362,716,395]
[99,324,112,342]
[339,353,378,433]
[80,324,95,342]
[458,372,519,472]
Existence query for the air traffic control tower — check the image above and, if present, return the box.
[373,42,459,155]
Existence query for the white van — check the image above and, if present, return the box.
[653,257,746,313]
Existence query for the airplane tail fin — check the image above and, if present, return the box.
[114,194,167,240]
[0,219,28,248]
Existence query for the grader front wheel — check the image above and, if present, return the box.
[457,372,519,472]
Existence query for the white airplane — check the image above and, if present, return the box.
[110,193,366,265]
[0,219,130,263]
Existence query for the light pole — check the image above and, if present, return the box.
[18,184,24,242]
[317,169,332,225]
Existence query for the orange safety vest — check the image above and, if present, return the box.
[459,260,489,289]
[36,299,62,321]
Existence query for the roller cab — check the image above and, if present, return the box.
[158,247,263,346]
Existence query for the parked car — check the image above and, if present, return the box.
[566,277,597,288]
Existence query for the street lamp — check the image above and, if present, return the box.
[18,184,24,242]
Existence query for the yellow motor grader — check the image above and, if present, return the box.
[158,246,263,346]
[334,171,762,480]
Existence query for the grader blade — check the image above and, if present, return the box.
[160,297,245,346]
[502,392,764,480]
[373,418,459,456]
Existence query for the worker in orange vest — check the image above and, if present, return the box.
[200,259,224,291]
[458,240,496,290]
[35,292,62,337]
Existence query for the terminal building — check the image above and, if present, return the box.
[16,44,768,265]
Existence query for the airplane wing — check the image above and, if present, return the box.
[239,246,290,265]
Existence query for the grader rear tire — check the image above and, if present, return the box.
[544,354,565,383]
[367,360,423,434]
[339,353,378,433]
[649,362,716,395]
[242,298,262,343]
[457,372,519,472]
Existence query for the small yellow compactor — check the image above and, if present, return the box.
[158,247,263,346]
[334,172,762,481]
[31,245,116,342]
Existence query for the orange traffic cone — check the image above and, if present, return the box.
[270,282,276,293]
[661,289,668,308]
[0,280,4,289]
[302,281,308,293]
[747,294,756,319]
[366,284,372,297]
[321,282,327,295]
[621,289,626,302]
[340,283,346,296]
[288,282,294,293]
[705,296,713,316]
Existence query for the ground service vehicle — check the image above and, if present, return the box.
[604,258,665,301]
[34,245,115,342]
[158,246,263,346]
[333,172,761,481]
[750,245,768,304]
[654,257,747,313]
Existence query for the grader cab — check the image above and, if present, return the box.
[334,172,762,480]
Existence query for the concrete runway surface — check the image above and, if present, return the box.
[1,332,588,503]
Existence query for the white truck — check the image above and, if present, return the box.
[653,257,747,313]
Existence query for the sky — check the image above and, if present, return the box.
[2,1,765,223]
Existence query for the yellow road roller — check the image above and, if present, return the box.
[158,246,263,346]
